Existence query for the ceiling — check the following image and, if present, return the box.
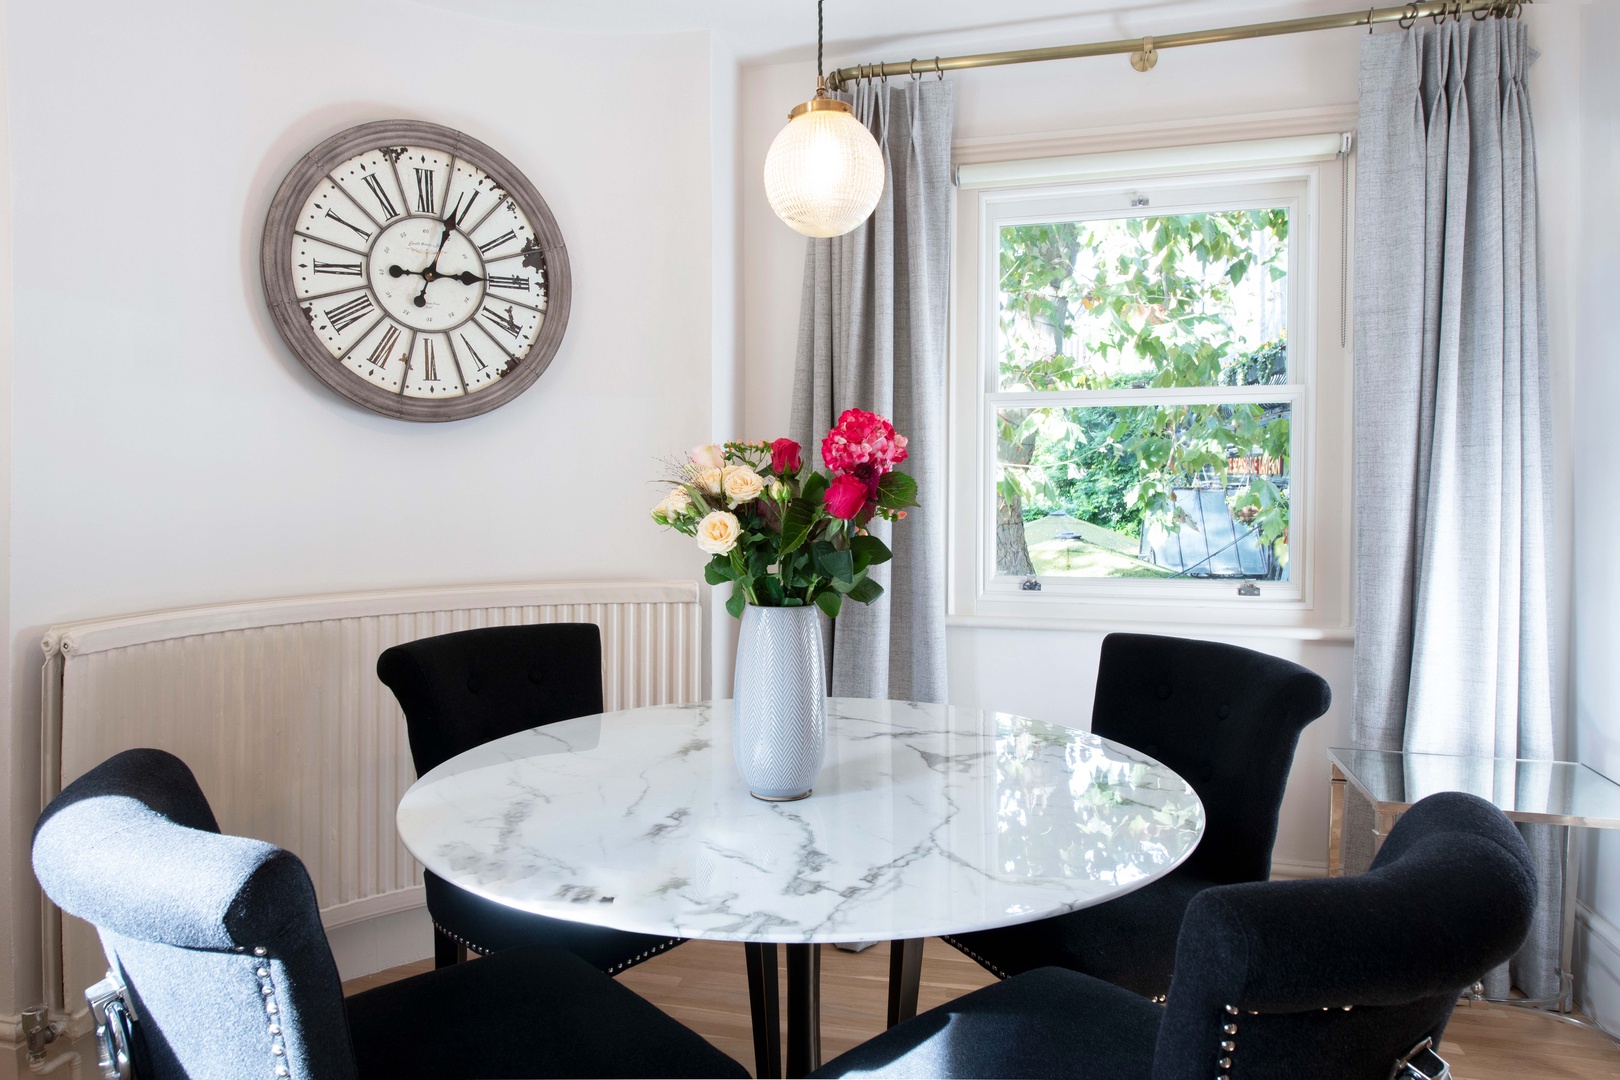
[417,0,1339,63]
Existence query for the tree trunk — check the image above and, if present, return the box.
[996,487,1035,577]
[995,412,1038,577]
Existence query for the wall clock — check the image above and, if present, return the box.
[262,120,570,422]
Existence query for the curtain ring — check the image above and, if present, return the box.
[909,57,921,80]
[934,56,944,79]
[1367,6,1375,32]
[1400,2,1418,28]
[1473,1,1490,18]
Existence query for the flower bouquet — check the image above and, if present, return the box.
[651,409,919,620]
[651,409,918,801]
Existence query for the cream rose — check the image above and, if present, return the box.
[651,486,692,522]
[695,467,726,495]
[723,466,765,507]
[695,510,741,556]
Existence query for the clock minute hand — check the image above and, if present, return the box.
[412,222,458,306]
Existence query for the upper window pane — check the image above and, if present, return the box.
[997,209,1290,391]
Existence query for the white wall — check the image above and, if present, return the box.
[740,4,1585,880]
[0,0,740,1065]
[1570,0,1620,1031]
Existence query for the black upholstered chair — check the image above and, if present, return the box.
[945,633,1332,998]
[376,623,685,974]
[32,748,747,1080]
[815,791,1536,1079]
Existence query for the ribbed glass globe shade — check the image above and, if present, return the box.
[764,104,885,238]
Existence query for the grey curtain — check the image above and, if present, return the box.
[790,78,954,703]
[1352,18,1559,997]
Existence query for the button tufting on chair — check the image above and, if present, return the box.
[1217,704,1231,719]
[1155,683,1172,699]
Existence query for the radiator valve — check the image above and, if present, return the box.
[21,1006,61,1062]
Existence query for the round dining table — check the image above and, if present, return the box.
[396,697,1205,1078]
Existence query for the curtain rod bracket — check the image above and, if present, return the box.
[1130,36,1158,72]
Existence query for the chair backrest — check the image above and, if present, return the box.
[1090,633,1330,885]
[32,749,358,1080]
[377,623,604,775]
[1153,791,1536,1080]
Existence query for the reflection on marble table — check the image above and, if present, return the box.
[396,698,1206,944]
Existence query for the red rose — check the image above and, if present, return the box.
[824,474,870,520]
[770,438,803,477]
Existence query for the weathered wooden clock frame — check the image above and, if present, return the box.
[261,119,571,422]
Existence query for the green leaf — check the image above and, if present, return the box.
[725,587,746,619]
[845,576,884,604]
[756,576,785,606]
[779,498,819,556]
[800,471,829,505]
[875,471,919,510]
[814,589,843,618]
[850,534,892,571]
[813,542,854,584]
[704,557,737,585]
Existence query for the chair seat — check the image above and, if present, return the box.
[346,942,748,1080]
[810,966,1161,1080]
[947,869,1213,997]
[425,870,683,973]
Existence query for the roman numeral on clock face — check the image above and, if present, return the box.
[477,230,516,255]
[365,323,401,368]
[486,274,529,291]
[313,259,363,276]
[324,208,373,242]
[481,304,523,338]
[325,294,375,334]
[363,174,399,221]
[459,333,488,371]
[415,169,436,215]
[421,337,439,382]
[446,190,479,228]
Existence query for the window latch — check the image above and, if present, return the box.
[1020,578,1043,591]
[1237,582,1261,597]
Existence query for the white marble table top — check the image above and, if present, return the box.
[396,698,1205,944]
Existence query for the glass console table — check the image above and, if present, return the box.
[1328,746,1620,1023]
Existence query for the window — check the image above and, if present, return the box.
[952,150,1346,623]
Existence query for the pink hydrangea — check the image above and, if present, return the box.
[820,409,908,477]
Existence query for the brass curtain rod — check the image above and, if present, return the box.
[825,0,1522,89]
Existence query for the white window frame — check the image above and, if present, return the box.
[949,142,1351,632]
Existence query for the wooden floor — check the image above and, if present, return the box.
[346,938,1620,1079]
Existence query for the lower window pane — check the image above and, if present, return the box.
[994,403,1291,582]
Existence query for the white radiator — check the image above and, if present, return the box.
[39,579,702,1019]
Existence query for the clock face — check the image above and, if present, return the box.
[263,121,570,421]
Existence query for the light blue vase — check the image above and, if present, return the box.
[732,603,827,801]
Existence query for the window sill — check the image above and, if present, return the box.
[944,612,1354,642]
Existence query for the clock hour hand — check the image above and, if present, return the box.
[388,265,483,287]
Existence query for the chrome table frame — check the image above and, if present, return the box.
[1328,747,1620,1032]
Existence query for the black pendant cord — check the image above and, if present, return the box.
[817,0,824,80]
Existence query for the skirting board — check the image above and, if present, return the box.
[1269,858,1328,880]
[328,904,435,983]
[1576,899,1620,1032]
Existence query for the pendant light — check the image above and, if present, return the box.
[763,0,885,238]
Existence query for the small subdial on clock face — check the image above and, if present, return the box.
[367,218,486,331]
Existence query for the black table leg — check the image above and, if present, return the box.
[785,943,821,1078]
[745,942,782,1079]
[887,938,923,1028]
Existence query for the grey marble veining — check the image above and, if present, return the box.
[396,698,1205,944]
